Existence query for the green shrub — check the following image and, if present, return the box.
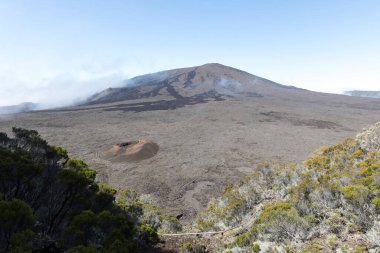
[372,197,380,213]
[233,232,251,246]
[353,149,365,159]
[325,213,346,234]
[352,246,366,253]
[0,199,35,252]
[250,242,260,252]
[180,242,193,253]
[327,236,337,250]
[301,237,328,253]
[139,224,158,244]
[255,202,309,242]
[341,184,370,206]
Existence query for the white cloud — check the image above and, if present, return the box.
[1,59,379,108]
[0,65,129,107]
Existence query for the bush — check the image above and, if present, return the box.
[341,184,370,206]
[255,202,309,241]
[0,199,36,252]
[327,236,337,250]
[372,197,380,213]
[180,242,193,253]
[352,246,366,253]
[325,213,346,234]
[233,232,251,246]
[139,224,158,244]
[250,242,260,252]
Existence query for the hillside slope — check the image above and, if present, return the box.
[193,122,380,252]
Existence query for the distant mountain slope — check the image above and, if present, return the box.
[0,102,39,114]
[84,63,300,106]
[345,90,380,98]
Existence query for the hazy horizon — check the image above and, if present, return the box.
[1,0,380,106]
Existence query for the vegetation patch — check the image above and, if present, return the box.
[0,128,179,252]
[197,134,380,252]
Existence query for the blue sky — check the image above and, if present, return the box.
[0,0,380,106]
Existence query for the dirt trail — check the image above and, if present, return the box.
[155,217,256,252]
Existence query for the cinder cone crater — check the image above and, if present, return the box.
[103,139,159,162]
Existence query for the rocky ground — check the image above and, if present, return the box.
[1,64,380,225]
[1,92,379,225]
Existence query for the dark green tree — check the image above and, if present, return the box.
[0,199,35,252]
[0,128,157,252]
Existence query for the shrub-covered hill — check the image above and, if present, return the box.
[0,128,180,252]
[196,123,380,252]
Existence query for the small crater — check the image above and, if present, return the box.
[102,139,159,163]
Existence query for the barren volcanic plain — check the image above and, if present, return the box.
[1,63,379,222]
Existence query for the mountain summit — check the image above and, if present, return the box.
[85,63,298,106]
